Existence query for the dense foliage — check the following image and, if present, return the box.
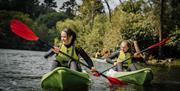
[0,0,179,58]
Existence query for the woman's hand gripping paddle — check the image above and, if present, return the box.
[10,19,126,85]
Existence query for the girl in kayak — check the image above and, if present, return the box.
[45,28,96,72]
[105,40,143,71]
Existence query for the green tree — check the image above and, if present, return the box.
[78,0,105,30]
[44,0,57,8]
[60,0,79,17]
[0,0,43,18]
[121,0,144,13]
[36,12,69,28]
[0,10,34,49]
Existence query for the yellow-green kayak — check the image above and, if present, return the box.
[41,67,90,91]
[106,68,153,85]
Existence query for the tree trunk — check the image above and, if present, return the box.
[104,0,112,22]
[159,0,164,59]
[119,0,122,3]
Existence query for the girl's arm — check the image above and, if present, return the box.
[76,47,94,68]
[105,50,120,64]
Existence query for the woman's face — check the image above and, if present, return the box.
[61,31,72,45]
[120,42,129,53]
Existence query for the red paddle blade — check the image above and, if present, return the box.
[107,76,126,85]
[10,19,39,41]
[93,71,126,85]
[148,38,170,49]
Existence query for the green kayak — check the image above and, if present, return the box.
[106,68,153,85]
[41,67,90,91]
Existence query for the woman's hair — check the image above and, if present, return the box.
[62,28,76,43]
[120,40,132,52]
[121,40,130,48]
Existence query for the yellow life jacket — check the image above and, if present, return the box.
[56,44,79,67]
[117,50,132,66]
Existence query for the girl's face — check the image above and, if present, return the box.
[61,31,72,45]
[120,42,129,53]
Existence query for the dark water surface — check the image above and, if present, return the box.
[0,49,180,91]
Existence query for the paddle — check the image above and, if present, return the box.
[10,19,125,85]
[101,37,171,74]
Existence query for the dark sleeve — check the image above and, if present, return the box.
[44,50,55,59]
[105,50,120,64]
[76,47,94,68]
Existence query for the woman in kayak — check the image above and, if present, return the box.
[105,40,143,71]
[45,28,96,72]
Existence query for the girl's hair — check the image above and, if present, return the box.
[62,28,76,43]
[121,40,131,48]
[120,40,132,52]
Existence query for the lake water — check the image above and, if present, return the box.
[0,49,180,91]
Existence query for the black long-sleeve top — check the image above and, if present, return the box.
[75,46,94,68]
[105,50,120,64]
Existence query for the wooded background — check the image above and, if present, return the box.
[0,0,179,58]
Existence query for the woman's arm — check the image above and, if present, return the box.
[44,46,61,59]
[44,51,55,59]
[105,50,120,64]
[76,47,94,68]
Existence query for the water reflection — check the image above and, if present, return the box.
[0,49,180,91]
[108,64,180,91]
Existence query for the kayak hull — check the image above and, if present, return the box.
[106,68,153,85]
[41,67,90,91]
